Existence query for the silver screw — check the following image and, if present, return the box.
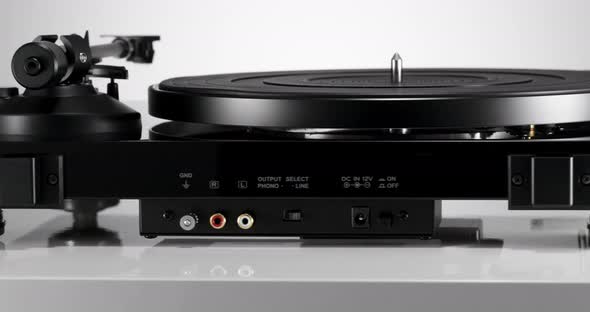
[79,53,88,64]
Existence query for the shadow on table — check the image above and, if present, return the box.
[3,212,590,252]
[149,218,503,249]
[4,214,141,249]
[0,214,588,281]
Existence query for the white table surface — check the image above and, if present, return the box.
[0,200,589,312]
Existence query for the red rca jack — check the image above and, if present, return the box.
[237,213,255,230]
[209,213,227,230]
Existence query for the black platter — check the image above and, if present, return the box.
[149,69,590,131]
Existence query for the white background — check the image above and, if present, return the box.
[2,3,590,310]
[2,0,590,109]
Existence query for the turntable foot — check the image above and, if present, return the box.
[64,199,120,231]
[144,235,158,239]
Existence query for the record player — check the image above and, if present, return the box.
[1,32,590,239]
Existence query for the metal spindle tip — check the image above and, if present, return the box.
[391,52,403,84]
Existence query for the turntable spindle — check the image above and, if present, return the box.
[391,52,403,84]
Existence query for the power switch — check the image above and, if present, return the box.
[0,157,36,207]
[283,210,303,222]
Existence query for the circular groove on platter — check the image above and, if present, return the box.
[150,69,590,129]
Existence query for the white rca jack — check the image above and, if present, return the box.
[237,213,255,230]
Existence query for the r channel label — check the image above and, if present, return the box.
[209,180,220,189]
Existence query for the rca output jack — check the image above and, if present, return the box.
[237,213,255,230]
[209,213,227,230]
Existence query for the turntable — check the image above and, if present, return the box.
[1,32,590,239]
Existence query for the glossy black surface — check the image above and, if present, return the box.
[0,85,141,141]
[150,69,590,128]
[0,136,589,202]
